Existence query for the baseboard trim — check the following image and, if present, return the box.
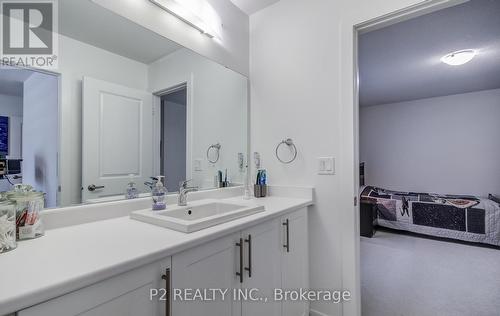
[310,309,333,316]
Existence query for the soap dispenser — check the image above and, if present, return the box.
[125,174,139,199]
[152,175,167,210]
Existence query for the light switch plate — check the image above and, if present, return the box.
[194,159,203,171]
[318,157,335,175]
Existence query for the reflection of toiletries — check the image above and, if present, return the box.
[152,176,167,210]
[125,174,139,199]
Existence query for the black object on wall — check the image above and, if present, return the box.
[360,162,365,186]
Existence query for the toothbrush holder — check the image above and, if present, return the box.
[254,184,267,198]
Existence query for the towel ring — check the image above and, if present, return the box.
[275,138,297,164]
[207,143,221,163]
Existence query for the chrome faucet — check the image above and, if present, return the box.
[178,180,198,206]
[144,177,158,190]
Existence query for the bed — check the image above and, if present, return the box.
[360,186,500,246]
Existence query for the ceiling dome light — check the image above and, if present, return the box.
[441,49,477,66]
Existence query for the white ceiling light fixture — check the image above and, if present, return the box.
[441,49,477,66]
[149,0,222,38]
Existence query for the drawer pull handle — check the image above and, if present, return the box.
[161,268,171,316]
[236,238,244,283]
[244,234,252,278]
[283,219,290,253]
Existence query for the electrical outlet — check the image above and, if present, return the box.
[318,157,335,175]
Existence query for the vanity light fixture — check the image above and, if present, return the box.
[149,0,222,38]
[441,49,477,66]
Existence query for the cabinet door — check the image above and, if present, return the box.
[241,219,282,316]
[18,258,171,316]
[171,233,241,316]
[281,208,309,316]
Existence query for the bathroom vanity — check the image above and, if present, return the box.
[0,2,313,316]
[0,187,313,316]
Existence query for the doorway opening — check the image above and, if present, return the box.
[0,66,59,207]
[159,85,188,192]
[354,0,500,315]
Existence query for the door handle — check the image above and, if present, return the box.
[161,268,171,316]
[236,238,243,283]
[88,184,105,192]
[244,234,252,278]
[283,219,290,253]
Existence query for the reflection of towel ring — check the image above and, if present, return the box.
[275,138,297,164]
[207,143,221,163]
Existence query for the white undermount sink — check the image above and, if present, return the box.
[130,199,265,233]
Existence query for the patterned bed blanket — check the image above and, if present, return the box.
[360,186,500,246]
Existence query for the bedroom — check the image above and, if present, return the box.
[358,0,500,315]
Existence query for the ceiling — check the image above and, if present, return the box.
[230,0,280,15]
[59,0,182,64]
[359,0,500,107]
[0,68,34,97]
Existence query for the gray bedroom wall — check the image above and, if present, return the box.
[162,92,187,193]
[360,88,500,197]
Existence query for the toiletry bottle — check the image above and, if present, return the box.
[152,176,167,210]
[125,174,139,199]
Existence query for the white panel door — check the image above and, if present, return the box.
[172,233,242,316]
[281,208,309,316]
[82,77,153,202]
[241,219,282,316]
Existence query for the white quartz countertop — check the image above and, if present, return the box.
[0,196,312,315]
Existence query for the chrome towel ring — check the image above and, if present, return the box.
[275,138,297,164]
[207,143,221,163]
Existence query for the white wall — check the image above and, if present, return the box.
[93,0,249,76]
[360,89,500,197]
[58,34,148,206]
[23,73,59,207]
[249,0,435,315]
[149,49,248,190]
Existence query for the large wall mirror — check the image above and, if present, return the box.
[0,0,248,208]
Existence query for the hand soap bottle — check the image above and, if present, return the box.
[152,175,167,210]
[125,174,139,199]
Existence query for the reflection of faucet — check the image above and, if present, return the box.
[178,180,198,206]
[144,177,158,190]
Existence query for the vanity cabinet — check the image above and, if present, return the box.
[15,208,308,316]
[171,207,308,316]
[240,219,282,316]
[281,208,309,316]
[171,233,242,316]
[17,258,172,316]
